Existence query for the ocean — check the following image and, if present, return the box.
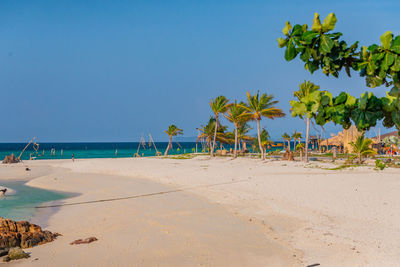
[0,142,200,161]
[0,141,298,161]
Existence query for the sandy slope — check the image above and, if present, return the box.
[1,156,400,266]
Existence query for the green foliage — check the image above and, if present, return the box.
[253,129,272,152]
[244,91,285,120]
[350,92,384,131]
[349,134,376,163]
[290,81,321,120]
[165,124,183,137]
[375,159,387,170]
[278,13,400,90]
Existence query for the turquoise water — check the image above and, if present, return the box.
[0,142,200,161]
[0,181,69,221]
[0,141,293,161]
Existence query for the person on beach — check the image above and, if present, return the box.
[0,188,7,196]
[72,153,75,162]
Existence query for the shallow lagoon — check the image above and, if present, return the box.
[0,181,69,221]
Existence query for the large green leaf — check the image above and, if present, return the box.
[392,111,400,130]
[389,86,400,98]
[311,13,322,32]
[391,56,400,71]
[359,92,369,110]
[391,35,400,52]
[345,94,357,107]
[284,40,297,61]
[300,48,311,61]
[277,38,287,48]
[320,35,334,53]
[302,31,319,44]
[380,31,393,50]
[282,21,292,36]
[290,101,307,116]
[322,13,337,32]
[334,92,347,105]
[382,52,395,70]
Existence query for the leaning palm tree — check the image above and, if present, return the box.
[282,132,291,151]
[209,96,230,157]
[349,134,376,164]
[243,91,285,160]
[292,131,302,151]
[164,124,183,156]
[225,101,248,158]
[197,116,229,152]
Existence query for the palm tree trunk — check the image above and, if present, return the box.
[257,119,264,160]
[211,115,218,157]
[288,139,291,151]
[305,117,310,162]
[164,136,172,156]
[234,123,238,158]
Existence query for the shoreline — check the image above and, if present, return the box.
[1,159,300,266]
[1,156,399,266]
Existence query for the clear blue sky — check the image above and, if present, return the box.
[0,0,398,142]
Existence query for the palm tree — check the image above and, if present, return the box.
[197,117,229,152]
[282,132,291,151]
[237,123,253,153]
[225,101,248,158]
[209,96,230,157]
[243,91,285,160]
[254,129,273,153]
[164,124,183,156]
[292,131,302,151]
[291,81,321,162]
[349,134,376,164]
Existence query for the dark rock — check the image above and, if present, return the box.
[7,247,29,261]
[2,155,20,164]
[0,248,9,257]
[0,217,60,249]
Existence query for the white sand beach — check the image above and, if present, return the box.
[1,156,400,266]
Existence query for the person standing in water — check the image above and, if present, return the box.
[72,153,75,162]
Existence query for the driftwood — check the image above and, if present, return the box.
[2,155,20,164]
[70,237,98,245]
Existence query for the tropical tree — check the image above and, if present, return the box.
[277,13,400,134]
[282,132,291,150]
[209,96,230,157]
[254,129,273,153]
[197,117,229,152]
[243,91,285,160]
[290,81,321,162]
[292,131,302,151]
[225,101,249,158]
[237,123,253,153]
[349,133,376,163]
[277,12,400,93]
[164,125,183,156]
